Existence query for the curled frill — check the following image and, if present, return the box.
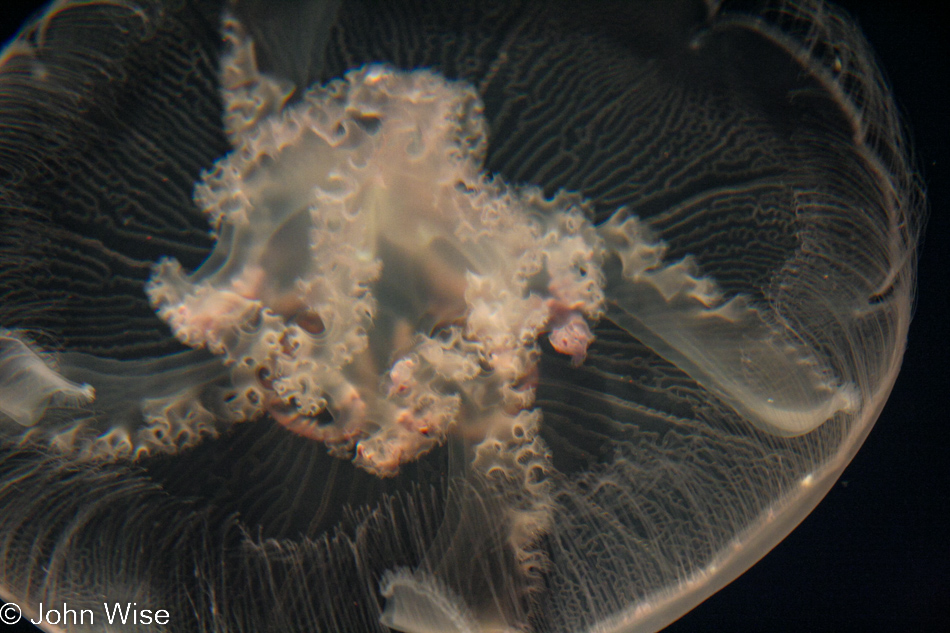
[145,61,611,477]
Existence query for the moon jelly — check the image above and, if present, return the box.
[0,1,922,632]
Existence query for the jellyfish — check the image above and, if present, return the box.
[0,1,921,632]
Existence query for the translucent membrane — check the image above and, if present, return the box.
[0,1,920,632]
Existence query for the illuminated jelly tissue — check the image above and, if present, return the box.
[145,23,856,477]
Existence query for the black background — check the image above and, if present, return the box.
[0,1,947,632]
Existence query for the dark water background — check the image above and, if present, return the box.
[0,1,946,632]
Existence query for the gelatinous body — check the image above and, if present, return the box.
[145,28,859,478]
[0,1,921,632]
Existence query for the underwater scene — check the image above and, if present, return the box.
[0,1,936,632]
